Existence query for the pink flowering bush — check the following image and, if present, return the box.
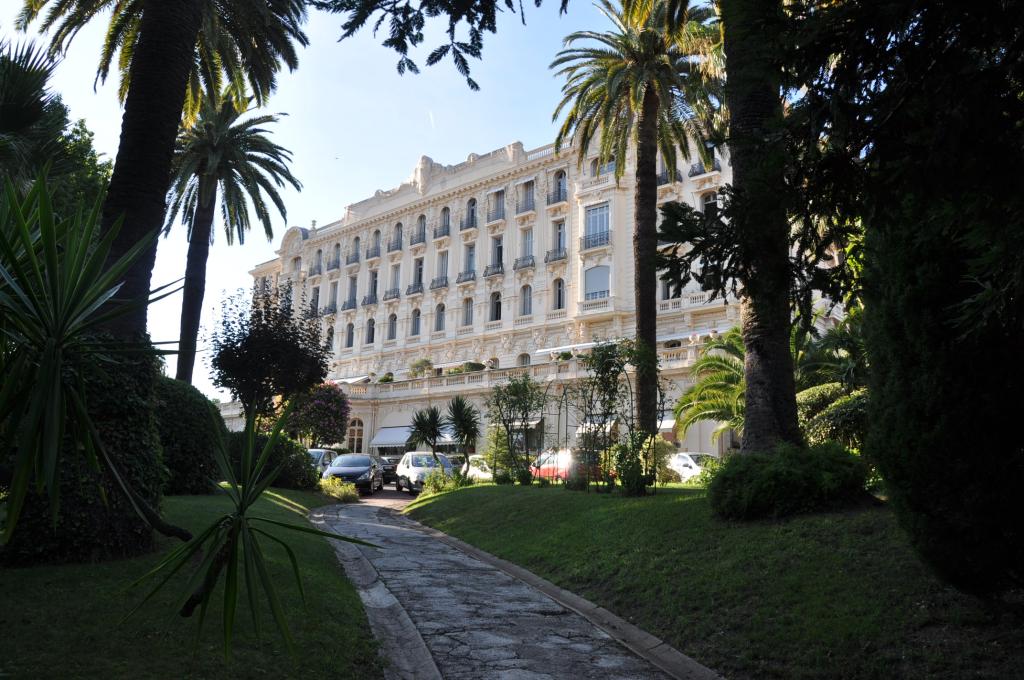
[288,382,351,447]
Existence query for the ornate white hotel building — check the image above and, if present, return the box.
[246,140,736,456]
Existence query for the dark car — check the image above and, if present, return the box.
[379,453,402,484]
[322,454,384,494]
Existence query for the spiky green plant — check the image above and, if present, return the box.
[127,405,373,656]
[675,327,746,443]
[409,406,446,467]
[447,395,481,473]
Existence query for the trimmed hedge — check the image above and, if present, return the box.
[2,352,165,565]
[709,442,867,520]
[225,431,319,490]
[804,388,868,450]
[153,376,227,495]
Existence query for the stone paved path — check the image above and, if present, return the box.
[318,501,670,680]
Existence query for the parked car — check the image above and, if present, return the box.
[395,452,453,494]
[308,448,337,475]
[322,453,384,494]
[379,452,402,484]
[532,449,604,481]
[465,454,493,481]
[668,452,717,481]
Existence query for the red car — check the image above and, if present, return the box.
[531,449,605,481]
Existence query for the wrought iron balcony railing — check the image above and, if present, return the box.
[365,245,381,259]
[320,303,337,315]
[486,205,505,222]
[341,298,357,311]
[387,237,402,253]
[688,158,722,177]
[484,262,504,277]
[460,215,478,231]
[383,287,400,301]
[361,293,378,306]
[410,228,426,245]
[580,230,611,250]
[657,168,684,185]
[456,270,477,283]
[345,251,360,265]
[513,255,535,270]
[516,195,535,214]
[434,223,450,239]
[308,263,322,276]
[406,282,424,296]
[429,276,449,290]
[547,187,568,205]
[544,248,568,263]
[326,256,341,271]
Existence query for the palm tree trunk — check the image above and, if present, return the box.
[175,183,217,383]
[101,0,204,338]
[720,0,802,453]
[634,86,661,441]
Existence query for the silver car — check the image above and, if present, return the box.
[308,448,337,475]
[395,452,453,494]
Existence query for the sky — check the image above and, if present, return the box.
[2,3,609,399]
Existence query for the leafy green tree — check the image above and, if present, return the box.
[551,0,718,442]
[446,395,481,474]
[287,382,351,448]
[165,94,300,384]
[486,373,547,477]
[409,406,446,466]
[0,40,64,188]
[19,0,309,339]
[210,284,328,417]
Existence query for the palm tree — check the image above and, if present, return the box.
[0,40,64,188]
[409,406,447,469]
[165,94,301,383]
[675,328,745,444]
[447,396,481,474]
[551,0,720,442]
[18,0,308,339]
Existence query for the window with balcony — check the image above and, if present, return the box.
[520,285,532,316]
[369,270,379,296]
[414,214,426,243]
[548,169,568,204]
[517,180,535,213]
[590,157,615,176]
[585,203,610,240]
[438,250,449,277]
[366,318,375,344]
[387,313,397,340]
[441,206,451,228]
[462,297,473,326]
[518,353,531,367]
[464,198,477,229]
[491,235,503,266]
[414,257,424,284]
[487,190,505,222]
[553,278,566,310]
[435,303,446,331]
[329,281,338,307]
[521,227,533,257]
[345,322,354,348]
[372,229,381,249]
[661,278,681,300]
[464,243,476,272]
[390,264,401,290]
[411,308,421,336]
[554,220,566,251]
[584,266,610,300]
[389,222,403,251]
[291,256,302,273]
[311,287,320,312]
[489,292,502,321]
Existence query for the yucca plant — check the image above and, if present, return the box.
[127,405,373,655]
[0,176,180,543]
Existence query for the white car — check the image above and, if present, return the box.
[396,452,453,494]
[465,454,493,481]
[668,452,717,481]
[308,448,337,475]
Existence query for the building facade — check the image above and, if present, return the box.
[248,140,736,456]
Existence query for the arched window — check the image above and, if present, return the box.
[584,266,610,300]
[326,326,334,350]
[333,243,341,262]
[292,256,302,272]
[441,206,451,228]
[347,418,364,453]
[518,352,532,367]
[462,297,474,326]
[489,292,502,321]
[315,249,323,268]
[488,357,500,369]
[703,192,719,219]
[553,278,566,310]
[520,284,533,316]
[366,318,376,344]
[387,313,397,340]
[372,229,381,249]
[352,236,361,253]
[393,222,403,242]
[417,214,426,231]
[410,308,421,336]
[434,303,446,332]
[467,198,477,223]
[555,169,567,195]
[345,322,354,348]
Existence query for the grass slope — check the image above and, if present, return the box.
[407,485,1022,680]
[0,489,380,679]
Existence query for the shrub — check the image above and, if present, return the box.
[613,443,645,496]
[709,442,868,520]
[804,388,868,451]
[153,376,227,495]
[287,382,351,447]
[378,372,394,383]
[421,469,473,496]
[225,431,319,490]
[409,358,433,377]
[493,470,514,485]
[564,471,588,491]
[515,468,534,486]
[693,455,725,488]
[537,476,551,488]
[796,382,846,422]
[320,477,359,503]
[2,352,165,565]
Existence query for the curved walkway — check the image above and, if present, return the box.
[314,494,719,680]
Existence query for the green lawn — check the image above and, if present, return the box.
[0,489,381,679]
[407,485,1022,680]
